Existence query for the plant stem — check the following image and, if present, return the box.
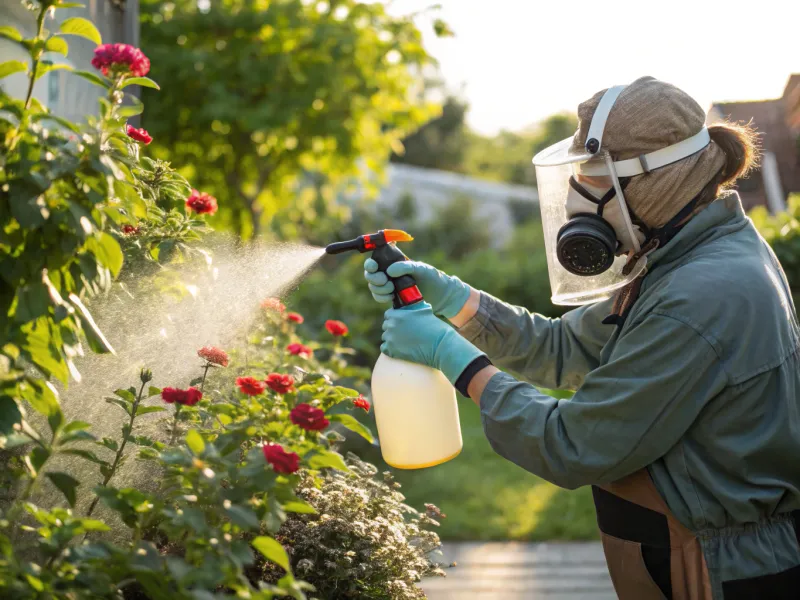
[23,6,48,112]
[169,404,183,445]
[86,380,147,518]
[200,363,211,393]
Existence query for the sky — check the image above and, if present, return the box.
[394,0,800,135]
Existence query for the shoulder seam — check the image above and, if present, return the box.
[649,311,729,380]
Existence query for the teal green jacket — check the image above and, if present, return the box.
[459,194,800,592]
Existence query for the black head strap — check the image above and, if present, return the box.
[568,177,629,217]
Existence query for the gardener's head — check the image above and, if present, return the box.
[570,76,760,230]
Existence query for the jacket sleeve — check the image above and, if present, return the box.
[458,291,615,390]
[479,312,728,489]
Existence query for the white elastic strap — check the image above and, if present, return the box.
[581,128,711,178]
[603,151,641,253]
[584,85,627,154]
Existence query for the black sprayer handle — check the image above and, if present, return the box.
[370,244,423,309]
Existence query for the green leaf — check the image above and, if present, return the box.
[185,429,204,455]
[46,472,80,507]
[0,60,27,80]
[60,429,96,443]
[61,448,107,465]
[226,504,260,529]
[252,536,290,572]
[78,518,110,532]
[114,389,136,403]
[433,18,455,38]
[328,413,374,443]
[120,77,160,90]
[147,386,162,397]
[14,282,50,323]
[105,397,133,417]
[0,26,22,42]
[0,397,23,435]
[62,420,92,434]
[44,36,69,56]
[282,500,316,514]
[35,62,73,80]
[22,379,61,419]
[29,446,50,474]
[98,437,119,451]
[59,17,102,45]
[68,294,115,355]
[25,575,44,592]
[87,232,124,277]
[136,405,165,416]
[30,112,80,133]
[71,69,110,89]
[308,449,348,472]
[117,101,144,118]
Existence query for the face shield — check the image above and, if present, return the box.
[532,85,712,306]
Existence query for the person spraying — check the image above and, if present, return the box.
[363,77,800,599]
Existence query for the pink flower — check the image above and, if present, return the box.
[126,124,152,145]
[286,312,304,324]
[353,395,370,412]
[121,224,140,235]
[236,376,266,396]
[261,298,285,313]
[92,44,150,77]
[290,403,329,431]
[286,342,313,359]
[161,387,202,406]
[197,346,229,367]
[265,373,294,394]
[325,320,348,337]
[262,443,300,474]
[185,190,218,215]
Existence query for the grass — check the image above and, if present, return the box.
[355,398,599,542]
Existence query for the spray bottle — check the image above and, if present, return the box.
[325,230,462,469]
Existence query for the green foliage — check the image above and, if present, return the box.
[140,0,445,238]
[750,193,800,309]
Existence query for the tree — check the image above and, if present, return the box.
[391,94,468,172]
[139,0,444,238]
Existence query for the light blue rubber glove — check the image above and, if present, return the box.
[381,302,485,385]
[364,259,471,319]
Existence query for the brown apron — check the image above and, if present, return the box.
[592,469,713,600]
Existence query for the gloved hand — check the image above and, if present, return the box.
[381,302,485,385]
[364,259,471,319]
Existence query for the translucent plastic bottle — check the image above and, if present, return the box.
[371,353,462,469]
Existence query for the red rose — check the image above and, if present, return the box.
[185,189,218,215]
[121,224,140,235]
[126,124,152,145]
[236,376,266,396]
[286,312,304,324]
[197,346,229,367]
[262,443,300,474]
[353,395,370,412]
[290,403,329,431]
[265,373,294,394]
[92,43,150,77]
[161,387,202,406]
[261,297,285,313]
[325,320,348,337]
[286,343,313,359]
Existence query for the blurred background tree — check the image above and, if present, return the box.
[140,0,446,239]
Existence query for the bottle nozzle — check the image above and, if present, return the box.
[325,230,413,255]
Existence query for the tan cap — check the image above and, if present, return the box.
[570,76,726,229]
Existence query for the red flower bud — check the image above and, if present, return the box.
[121,224,140,235]
[325,319,348,337]
[262,443,300,474]
[286,312,304,324]
[126,124,152,145]
[286,342,313,359]
[265,373,294,395]
[353,395,370,412]
[185,189,218,215]
[290,403,329,431]
[161,387,202,406]
[236,376,266,396]
[197,346,229,367]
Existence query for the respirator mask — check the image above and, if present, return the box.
[532,84,711,305]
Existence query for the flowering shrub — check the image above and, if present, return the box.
[751,194,800,310]
[0,4,443,598]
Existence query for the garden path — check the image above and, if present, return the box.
[421,541,616,600]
